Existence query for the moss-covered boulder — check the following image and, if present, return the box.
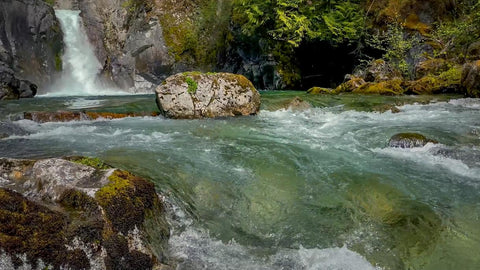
[0,157,170,270]
[415,59,451,79]
[156,72,261,119]
[307,87,337,95]
[389,133,438,148]
[461,60,480,98]
[407,66,463,94]
[335,76,367,93]
[353,79,405,95]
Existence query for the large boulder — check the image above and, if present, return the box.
[461,60,480,98]
[156,72,261,119]
[0,157,171,270]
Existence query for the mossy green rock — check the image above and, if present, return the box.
[156,72,261,119]
[307,87,337,95]
[389,133,438,148]
[0,157,170,270]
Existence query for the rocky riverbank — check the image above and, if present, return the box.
[0,157,171,270]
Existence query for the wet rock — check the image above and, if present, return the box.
[372,104,401,113]
[23,111,160,123]
[461,60,480,98]
[0,122,29,139]
[0,157,170,270]
[156,72,261,119]
[389,133,438,148]
[467,41,480,61]
[283,97,312,111]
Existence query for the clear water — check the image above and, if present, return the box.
[1,92,479,270]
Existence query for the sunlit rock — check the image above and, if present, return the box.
[156,72,261,119]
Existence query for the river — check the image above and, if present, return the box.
[1,92,479,269]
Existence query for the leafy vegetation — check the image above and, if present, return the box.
[185,76,198,94]
[233,0,364,47]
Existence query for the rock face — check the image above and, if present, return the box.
[70,0,174,92]
[461,60,480,98]
[388,133,438,148]
[0,157,170,270]
[0,64,37,100]
[156,72,261,119]
[0,0,63,93]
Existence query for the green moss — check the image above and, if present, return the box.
[54,52,62,71]
[69,157,111,170]
[43,0,55,5]
[407,65,462,94]
[354,79,405,95]
[307,87,337,94]
[95,170,157,234]
[185,76,198,94]
[0,188,68,269]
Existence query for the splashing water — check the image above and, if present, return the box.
[45,10,128,96]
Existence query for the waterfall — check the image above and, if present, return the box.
[47,10,126,96]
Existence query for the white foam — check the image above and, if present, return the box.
[169,228,380,270]
[373,144,480,182]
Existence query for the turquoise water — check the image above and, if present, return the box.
[1,92,479,269]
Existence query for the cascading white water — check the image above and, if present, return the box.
[46,10,127,96]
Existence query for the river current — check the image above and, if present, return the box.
[1,92,479,269]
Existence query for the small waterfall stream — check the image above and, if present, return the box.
[47,10,126,96]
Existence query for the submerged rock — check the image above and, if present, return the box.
[283,97,312,111]
[0,157,170,270]
[348,179,443,269]
[388,133,438,148]
[156,72,261,119]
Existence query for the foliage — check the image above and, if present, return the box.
[430,0,480,59]
[44,0,55,5]
[366,23,419,77]
[185,76,198,94]
[233,0,364,47]
[71,157,110,170]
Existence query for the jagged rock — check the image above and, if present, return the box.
[388,133,438,148]
[0,0,63,90]
[364,59,402,82]
[461,60,480,98]
[0,157,170,270]
[156,72,261,119]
